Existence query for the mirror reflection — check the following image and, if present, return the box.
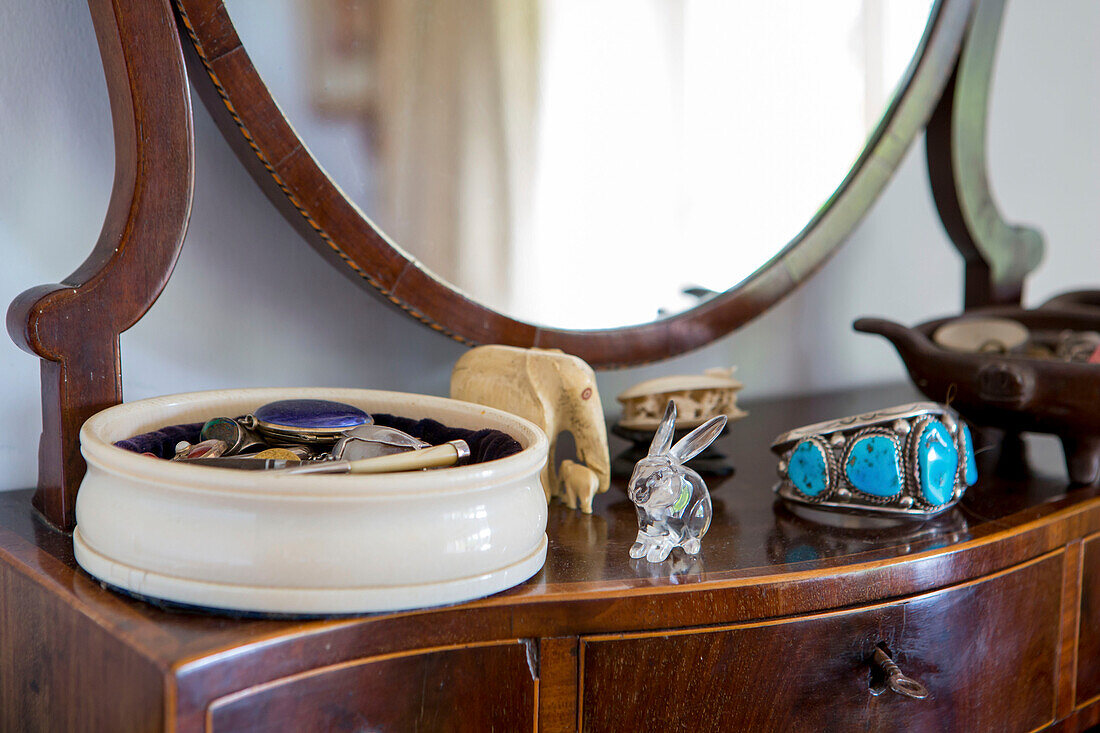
[227,0,934,329]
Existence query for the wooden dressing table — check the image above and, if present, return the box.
[3,384,1100,731]
[4,0,1095,729]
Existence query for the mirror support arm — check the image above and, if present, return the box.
[5,0,194,531]
[926,0,1043,309]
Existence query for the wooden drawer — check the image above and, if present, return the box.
[580,552,1062,732]
[1077,534,1100,706]
[207,641,536,732]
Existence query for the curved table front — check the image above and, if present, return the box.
[1,384,1098,731]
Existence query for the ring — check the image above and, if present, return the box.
[199,417,267,456]
[770,402,977,519]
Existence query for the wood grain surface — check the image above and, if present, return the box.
[581,552,1060,732]
[0,547,166,732]
[1075,534,1100,708]
[207,642,537,733]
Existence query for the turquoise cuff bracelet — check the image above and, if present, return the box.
[771,402,978,520]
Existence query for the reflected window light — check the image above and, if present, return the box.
[518,0,931,327]
[229,0,932,329]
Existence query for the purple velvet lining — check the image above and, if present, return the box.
[112,414,523,464]
[114,422,205,459]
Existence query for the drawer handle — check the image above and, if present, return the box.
[871,647,929,700]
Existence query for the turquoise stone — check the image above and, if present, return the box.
[961,425,978,486]
[789,441,828,496]
[917,420,959,506]
[845,436,902,497]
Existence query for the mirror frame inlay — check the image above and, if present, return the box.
[173,0,976,368]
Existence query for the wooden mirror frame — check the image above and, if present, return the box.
[173,0,975,368]
[926,0,1043,308]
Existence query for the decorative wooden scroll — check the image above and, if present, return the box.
[5,0,194,530]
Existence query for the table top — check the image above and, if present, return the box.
[2,383,1096,673]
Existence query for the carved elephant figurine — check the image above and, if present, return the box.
[451,345,610,509]
[560,459,600,513]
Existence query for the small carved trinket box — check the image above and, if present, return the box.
[613,367,747,478]
[242,398,372,445]
[616,367,747,431]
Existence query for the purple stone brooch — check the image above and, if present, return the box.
[243,399,372,445]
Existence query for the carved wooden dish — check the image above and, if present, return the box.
[74,388,548,615]
[855,300,1100,485]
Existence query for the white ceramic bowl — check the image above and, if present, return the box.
[74,388,548,615]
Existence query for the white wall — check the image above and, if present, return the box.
[1,1,1097,490]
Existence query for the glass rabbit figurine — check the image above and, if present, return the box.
[627,400,727,563]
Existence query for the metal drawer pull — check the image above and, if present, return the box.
[872,647,929,700]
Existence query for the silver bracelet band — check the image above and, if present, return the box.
[770,402,978,520]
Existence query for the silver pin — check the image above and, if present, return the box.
[276,440,471,476]
[331,425,430,461]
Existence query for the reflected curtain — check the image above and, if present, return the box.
[305,0,539,309]
[301,0,930,328]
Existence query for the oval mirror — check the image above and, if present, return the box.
[176,0,972,366]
